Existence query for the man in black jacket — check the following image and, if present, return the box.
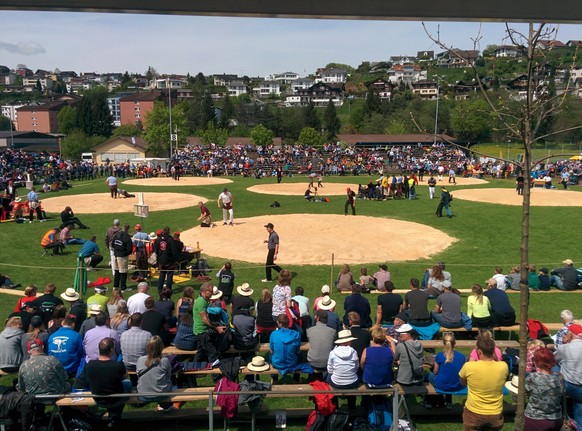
[112,224,133,291]
[153,227,178,294]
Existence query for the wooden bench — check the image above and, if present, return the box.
[533,178,546,188]
[341,288,581,294]
[163,342,311,357]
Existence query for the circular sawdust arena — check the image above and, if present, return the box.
[41,193,207,214]
[452,188,582,206]
[248,176,488,196]
[179,214,457,265]
[123,177,232,187]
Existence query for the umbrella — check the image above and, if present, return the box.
[569,155,582,160]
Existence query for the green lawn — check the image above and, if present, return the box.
[0,172,578,431]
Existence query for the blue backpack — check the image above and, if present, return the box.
[367,396,392,431]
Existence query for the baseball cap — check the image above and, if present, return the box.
[174,231,180,236]
[568,323,582,336]
[135,224,142,230]
[156,229,163,236]
[264,223,274,229]
[321,285,331,294]
[563,259,574,265]
[27,338,43,352]
[395,323,414,333]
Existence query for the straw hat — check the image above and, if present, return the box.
[14,197,22,203]
[505,375,519,395]
[149,232,157,240]
[237,283,253,296]
[210,286,223,300]
[247,356,270,372]
[89,304,103,315]
[60,288,80,302]
[335,329,357,344]
[318,296,336,310]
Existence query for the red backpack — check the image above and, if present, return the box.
[527,319,549,339]
[309,380,336,416]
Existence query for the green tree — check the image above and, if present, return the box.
[201,121,229,146]
[60,130,106,160]
[76,88,113,137]
[303,100,321,130]
[144,101,188,156]
[112,123,143,138]
[364,87,381,117]
[323,99,341,141]
[384,119,408,134]
[220,94,236,129]
[450,98,492,141]
[201,93,216,130]
[249,124,274,147]
[298,127,322,147]
[57,105,78,134]
[0,116,12,131]
[35,80,42,93]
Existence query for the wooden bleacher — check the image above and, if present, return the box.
[341,288,581,294]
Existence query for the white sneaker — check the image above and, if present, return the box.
[261,279,271,283]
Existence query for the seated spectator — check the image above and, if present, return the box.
[110,301,130,335]
[361,327,395,387]
[18,338,70,396]
[8,302,37,333]
[127,282,151,315]
[554,309,574,346]
[554,323,582,428]
[0,316,25,372]
[14,285,38,313]
[491,266,508,291]
[292,286,311,332]
[318,296,341,332]
[528,265,540,290]
[232,309,258,352]
[427,264,449,297]
[173,302,196,351]
[83,311,120,363]
[469,329,503,361]
[312,285,331,311]
[142,297,169,345]
[175,286,194,321]
[59,224,86,246]
[538,268,551,291]
[120,313,152,371]
[136,335,175,412]
[506,266,521,291]
[404,278,431,327]
[60,206,88,230]
[386,312,408,343]
[31,283,64,327]
[87,286,109,319]
[307,310,337,371]
[61,288,86,332]
[550,259,578,291]
[86,338,132,428]
[193,283,227,365]
[155,288,176,329]
[373,265,391,292]
[327,329,360,409]
[359,268,375,292]
[336,264,354,292]
[255,288,277,342]
[525,339,545,373]
[269,314,301,376]
[48,315,83,376]
[484,279,516,326]
[431,281,463,328]
[375,281,403,326]
[230,283,255,318]
[342,284,372,329]
[393,324,424,386]
[22,316,48,360]
[467,284,493,329]
[79,304,101,339]
[426,332,466,408]
[47,304,67,336]
[346,312,371,359]
[107,288,125,319]
[40,227,64,255]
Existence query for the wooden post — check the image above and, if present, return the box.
[330,253,335,289]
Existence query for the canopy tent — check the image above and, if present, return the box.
[569,155,582,160]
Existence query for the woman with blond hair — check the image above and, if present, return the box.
[136,335,174,412]
[0,316,25,372]
[427,332,466,408]
[336,264,354,292]
[427,265,447,297]
[467,284,492,328]
[361,326,395,386]
[110,300,130,335]
[469,329,503,361]
[107,288,124,318]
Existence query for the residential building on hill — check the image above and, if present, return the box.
[366,79,395,100]
[411,79,438,99]
[253,80,281,97]
[16,96,81,133]
[288,82,344,107]
[315,68,348,84]
[266,72,300,84]
[119,91,175,126]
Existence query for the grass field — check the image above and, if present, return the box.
[0,171,579,431]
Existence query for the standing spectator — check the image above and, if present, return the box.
[431,281,463,328]
[105,219,121,276]
[327,329,360,409]
[436,186,453,218]
[307,310,337,371]
[120,313,152,371]
[217,187,234,226]
[361,326,395,387]
[216,262,235,304]
[0,316,25,372]
[342,285,372,328]
[554,310,574,346]
[394,324,424,386]
[550,259,579,291]
[272,270,292,322]
[555,323,582,429]
[132,224,150,282]
[85,338,131,428]
[48,315,83,376]
[459,337,508,430]
[484,279,516,326]
[136,336,175,411]
[153,227,178,294]
[375,281,403,326]
[373,264,391,292]
[467,284,493,329]
[262,223,282,283]
[404,278,431,327]
[26,187,42,222]
[112,224,133,292]
[426,332,466,408]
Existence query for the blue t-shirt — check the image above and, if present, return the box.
[80,241,100,258]
[363,345,394,386]
[434,350,465,391]
[47,326,84,374]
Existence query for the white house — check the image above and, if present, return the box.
[22,75,53,91]
[315,68,348,84]
[291,78,314,93]
[150,78,186,89]
[253,80,281,97]
[226,80,247,97]
[267,72,300,84]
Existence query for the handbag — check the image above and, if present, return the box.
[403,342,424,381]
[147,252,157,265]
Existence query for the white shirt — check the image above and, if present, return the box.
[218,191,232,205]
[127,292,150,315]
[492,273,507,291]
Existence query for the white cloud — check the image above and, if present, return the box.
[0,40,45,56]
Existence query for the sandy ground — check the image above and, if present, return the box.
[41,193,207,214]
[179,214,457,265]
[453,188,582,206]
[123,177,232,187]
[248,176,488,196]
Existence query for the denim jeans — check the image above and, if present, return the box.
[565,380,582,428]
[431,311,463,328]
[443,203,452,217]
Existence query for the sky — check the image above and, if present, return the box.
[1,11,581,78]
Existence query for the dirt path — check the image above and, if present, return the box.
[453,187,582,206]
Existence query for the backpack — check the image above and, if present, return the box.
[527,319,549,339]
[326,408,349,431]
[309,381,336,416]
[306,410,327,431]
[367,396,392,431]
[270,201,281,208]
[192,258,211,276]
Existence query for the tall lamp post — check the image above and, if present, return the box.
[433,75,445,145]
[167,78,175,159]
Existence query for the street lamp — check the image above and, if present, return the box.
[433,75,445,145]
[167,78,175,159]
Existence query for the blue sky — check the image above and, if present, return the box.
[0,11,580,77]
